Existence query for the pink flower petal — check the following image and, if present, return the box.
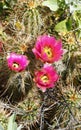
[7,53,29,72]
[34,64,59,92]
[32,35,63,63]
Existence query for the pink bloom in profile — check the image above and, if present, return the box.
[7,53,29,72]
[32,35,63,63]
[34,64,59,92]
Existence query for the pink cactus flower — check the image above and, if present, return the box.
[32,35,63,63]
[7,53,29,72]
[34,63,59,92]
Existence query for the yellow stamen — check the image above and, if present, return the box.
[12,63,19,69]
[44,46,53,58]
[41,75,49,83]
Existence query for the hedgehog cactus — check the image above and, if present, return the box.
[1,0,81,130]
[50,85,81,130]
[4,0,51,39]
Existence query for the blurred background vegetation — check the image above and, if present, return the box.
[0,0,81,130]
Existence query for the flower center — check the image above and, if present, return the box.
[41,75,49,83]
[44,46,53,58]
[12,62,19,69]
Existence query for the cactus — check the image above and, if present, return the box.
[1,0,81,130]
